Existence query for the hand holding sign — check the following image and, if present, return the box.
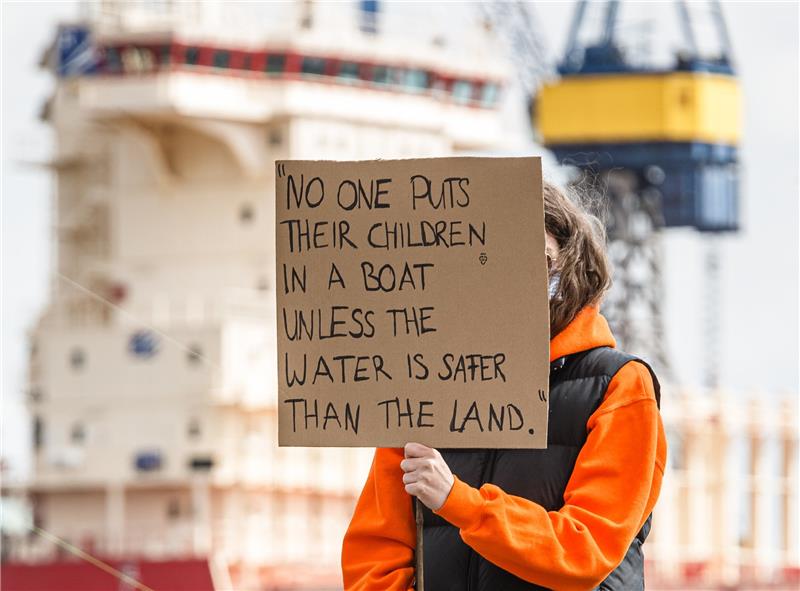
[276,157,549,449]
[400,442,455,511]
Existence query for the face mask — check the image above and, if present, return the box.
[548,271,561,301]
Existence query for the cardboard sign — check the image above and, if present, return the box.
[275,157,549,448]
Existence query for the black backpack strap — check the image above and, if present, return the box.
[558,346,661,409]
[622,355,662,410]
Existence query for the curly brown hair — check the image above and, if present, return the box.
[543,181,612,338]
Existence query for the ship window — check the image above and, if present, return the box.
[213,50,230,69]
[120,47,155,74]
[70,347,86,370]
[301,56,327,77]
[452,80,474,104]
[338,61,360,80]
[128,330,159,359]
[158,45,171,66]
[184,46,200,66]
[265,54,285,75]
[71,422,86,444]
[33,416,44,450]
[188,418,202,439]
[103,47,122,73]
[167,498,180,519]
[268,129,282,146]
[188,456,214,471]
[239,203,255,223]
[404,69,429,91]
[480,83,499,106]
[134,451,163,472]
[372,65,396,86]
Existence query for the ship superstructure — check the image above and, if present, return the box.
[8,2,508,588]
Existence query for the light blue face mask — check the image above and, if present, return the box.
[548,272,561,300]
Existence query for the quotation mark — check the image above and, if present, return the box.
[277,163,286,178]
[479,252,488,265]
[538,389,547,402]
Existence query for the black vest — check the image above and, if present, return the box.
[419,346,662,591]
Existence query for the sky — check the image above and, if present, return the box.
[1,1,798,482]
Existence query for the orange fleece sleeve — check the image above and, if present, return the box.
[433,360,667,591]
[341,447,416,591]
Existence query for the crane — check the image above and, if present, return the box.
[534,0,741,381]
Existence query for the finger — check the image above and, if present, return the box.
[405,482,425,497]
[402,471,419,485]
[404,442,433,459]
[400,458,426,473]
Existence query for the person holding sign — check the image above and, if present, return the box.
[341,181,666,591]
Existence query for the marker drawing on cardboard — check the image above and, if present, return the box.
[275,156,549,448]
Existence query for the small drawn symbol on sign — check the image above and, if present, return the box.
[277,163,286,178]
[479,252,488,265]
[538,389,547,402]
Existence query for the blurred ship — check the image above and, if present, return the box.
[649,390,798,590]
[0,1,508,590]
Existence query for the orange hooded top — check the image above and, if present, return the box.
[341,305,667,591]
